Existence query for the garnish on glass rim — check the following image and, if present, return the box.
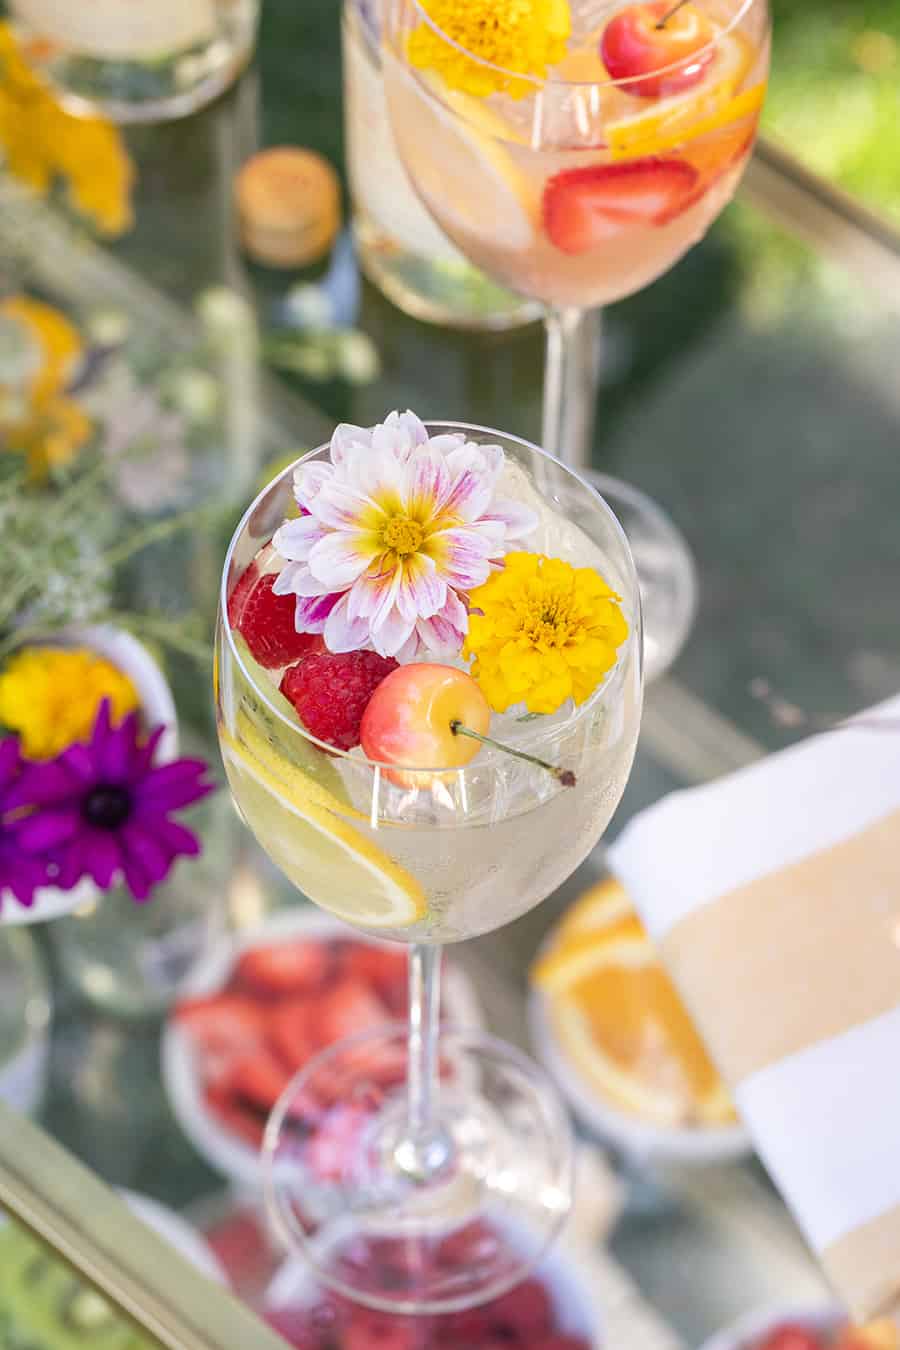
[360,663,577,786]
[464,552,629,715]
[655,0,691,27]
[406,0,571,99]
[272,410,536,663]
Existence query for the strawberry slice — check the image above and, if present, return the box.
[204,1081,267,1147]
[233,569,326,670]
[344,1307,429,1350]
[174,993,266,1059]
[342,943,409,1015]
[757,1328,827,1350]
[315,978,391,1046]
[486,1278,554,1341]
[543,157,699,253]
[234,939,333,997]
[225,1049,293,1113]
[267,997,319,1073]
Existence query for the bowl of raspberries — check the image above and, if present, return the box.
[262,1218,601,1350]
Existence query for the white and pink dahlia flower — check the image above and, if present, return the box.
[272,411,536,662]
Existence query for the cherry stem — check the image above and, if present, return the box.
[449,722,576,787]
[656,0,690,27]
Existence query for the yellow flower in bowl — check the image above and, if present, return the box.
[0,647,139,759]
[463,551,629,714]
[0,296,92,479]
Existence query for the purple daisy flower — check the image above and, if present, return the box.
[12,700,215,903]
[0,737,52,911]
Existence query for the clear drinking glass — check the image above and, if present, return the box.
[342,0,540,330]
[215,424,643,1312]
[8,0,260,123]
[382,0,770,464]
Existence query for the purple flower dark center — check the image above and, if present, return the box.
[82,785,132,831]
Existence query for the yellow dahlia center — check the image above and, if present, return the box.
[382,515,425,556]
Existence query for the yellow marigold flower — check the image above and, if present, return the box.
[0,22,135,236]
[0,296,84,402]
[5,393,93,479]
[0,647,139,760]
[0,296,91,478]
[463,551,629,715]
[408,0,571,98]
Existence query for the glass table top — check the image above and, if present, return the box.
[1,0,899,1346]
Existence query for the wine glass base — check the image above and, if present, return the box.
[263,1026,574,1314]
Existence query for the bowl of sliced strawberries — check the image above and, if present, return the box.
[698,1305,898,1350]
[163,909,483,1187]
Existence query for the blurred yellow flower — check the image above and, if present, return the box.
[1,295,83,401]
[0,23,134,236]
[0,647,139,759]
[408,0,570,98]
[0,296,92,478]
[463,551,629,714]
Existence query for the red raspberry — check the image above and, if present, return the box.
[280,651,398,751]
[232,567,325,670]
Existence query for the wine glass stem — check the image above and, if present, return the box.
[394,942,450,1183]
[542,305,601,468]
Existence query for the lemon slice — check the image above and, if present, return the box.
[550,995,691,1126]
[385,53,535,253]
[221,723,427,930]
[607,30,758,160]
[533,932,652,994]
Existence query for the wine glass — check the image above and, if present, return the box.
[215,421,642,1313]
[383,0,770,463]
[382,0,769,661]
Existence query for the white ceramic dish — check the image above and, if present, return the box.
[698,1302,844,1350]
[162,907,485,1190]
[1,625,178,927]
[265,1220,604,1348]
[529,974,751,1168]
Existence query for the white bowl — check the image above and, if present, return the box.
[529,980,751,1168]
[162,907,485,1190]
[265,1220,604,1347]
[698,1302,844,1350]
[2,625,178,927]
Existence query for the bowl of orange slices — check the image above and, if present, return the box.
[529,875,751,1165]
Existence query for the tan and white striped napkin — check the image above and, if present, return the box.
[608,695,900,1326]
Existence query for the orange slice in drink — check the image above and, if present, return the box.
[533,880,737,1127]
[606,29,760,161]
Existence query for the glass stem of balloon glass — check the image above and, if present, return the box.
[395,942,450,1183]
[542,305,602,469]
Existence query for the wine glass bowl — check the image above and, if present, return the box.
[216,426,642,946]
[382,0,771,310]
